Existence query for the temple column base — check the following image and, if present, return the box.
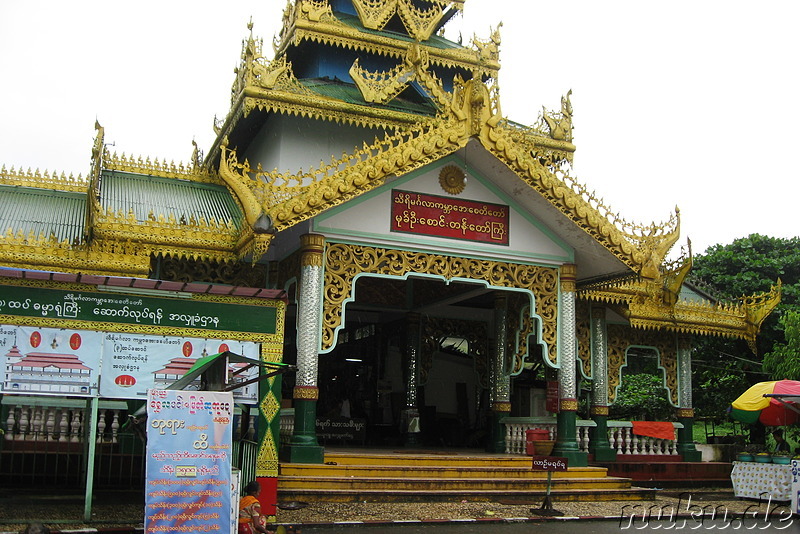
[677,409,702,462]
[280,442,325,464]
[589,408,617,462]
[281,395,324,464]
[488,402,510,454]
[552,407,588,467]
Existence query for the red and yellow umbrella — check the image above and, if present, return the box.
[730,380,800,426]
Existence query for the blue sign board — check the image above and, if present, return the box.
[145,389,233,534]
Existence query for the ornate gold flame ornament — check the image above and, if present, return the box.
[438,164,466,195]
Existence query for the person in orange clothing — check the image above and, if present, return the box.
[238,481,270,534]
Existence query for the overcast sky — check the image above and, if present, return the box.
[1,1,798,255]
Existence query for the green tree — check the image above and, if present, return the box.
[610,373,673,421]
[689,234,800,417]
[763,311,800,379]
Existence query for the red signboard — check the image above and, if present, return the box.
[531,456,568,471]
[546,380,560,413]
[391,190,509,245]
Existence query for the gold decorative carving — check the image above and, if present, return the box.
[396,0,463,42]
[676,408,695,418]
[300,234,325,267]
[471,23,502,64]
[576,301,591,378]
[590,405,610,416]
[351,0,463,41]
[560,398,578,412]
[323,242,559,364]
[492,401,512,413]
[243,93,423,129]
[257,374,281,478]
[349,42,434,105]
[352,0,397,31]
[93,203,240,258]
[350,58,416,105]
[103,151,220,185]
[0,165,88,193]
[560,264,577,293]
[0,233,151,277]
[154,254,268,287]
[297,0,335,23]
[276,4,491,74]
[542,90,573,143]
[582,274,781,353]
[294,385,319,400]
[438,165,466,195]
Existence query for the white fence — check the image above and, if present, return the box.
[501,417,683,456]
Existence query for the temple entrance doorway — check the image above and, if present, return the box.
[309,274,546,449]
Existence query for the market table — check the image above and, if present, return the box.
[731,461,792,501]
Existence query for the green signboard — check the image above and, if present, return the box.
[0,284,277,334]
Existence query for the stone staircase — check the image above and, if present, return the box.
[278,450,656,503]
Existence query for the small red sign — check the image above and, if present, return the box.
[531,456,568,471]
[391,190,509,245]
[218,343,229,353]
[546,380,559,414]
[70,333,82,350]
[115,374,136,387]
[182,341,193,357]
[30,331,41,348]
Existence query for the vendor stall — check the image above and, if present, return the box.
[731,461,792,501]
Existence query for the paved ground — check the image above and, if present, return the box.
[0,487,788,533]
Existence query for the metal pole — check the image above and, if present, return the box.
[84,397,99,522]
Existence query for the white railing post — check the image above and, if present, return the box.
[605,421,684,457]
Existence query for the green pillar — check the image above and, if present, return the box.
[487,293,510,453]
[676,336,701,461]
[677,409,702,462]
[489,402,511,453]
[553,400,588,466]
[403,313,422,447]
[552,265,587,467]
[589,407,616,461]
[588,307,615,461]
[281,389,324,463]
[281,234,325,464]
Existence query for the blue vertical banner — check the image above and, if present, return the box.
[145,389,234,534]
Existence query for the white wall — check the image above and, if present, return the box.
[244,114,377,175]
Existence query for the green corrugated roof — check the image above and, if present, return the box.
[0,185,86,243]
[99,171,242,226]
[301,78,438,116]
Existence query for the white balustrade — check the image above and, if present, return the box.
[1,397,128,443]
[96,408,107,443]
[501,418,683,457]
[70,408,83,442]
[501,417,598,455]
[280,408,294,445]
[606,421,682,456]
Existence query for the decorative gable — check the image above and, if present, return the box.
[313,156,572,264]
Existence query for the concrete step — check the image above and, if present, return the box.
[280,463,610,479]
[279,474,633,491]
[320,452,544,467]
[277,450,652,504]
[277,486,657,503]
